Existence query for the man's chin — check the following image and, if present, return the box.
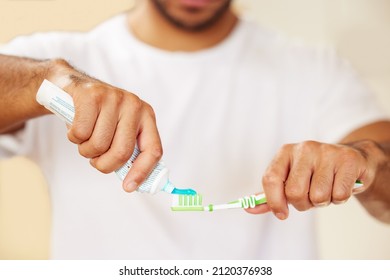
[151,0,232,32]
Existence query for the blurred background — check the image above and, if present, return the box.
[0,0,389,259]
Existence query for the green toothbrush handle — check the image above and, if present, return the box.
[238,194,267,208]
[242,180,363,209]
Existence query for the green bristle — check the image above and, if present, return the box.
[171,194,205,211]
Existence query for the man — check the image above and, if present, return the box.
[0,0,389,259]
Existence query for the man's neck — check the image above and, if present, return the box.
[127,1,238,52]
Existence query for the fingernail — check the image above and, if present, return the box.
[275,212,287,220]
[124,181,138,192]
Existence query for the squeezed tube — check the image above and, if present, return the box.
[36,79,196,195]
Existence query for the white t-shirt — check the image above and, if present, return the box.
[0,14,386,259]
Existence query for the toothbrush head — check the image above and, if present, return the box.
[171,194,206,211]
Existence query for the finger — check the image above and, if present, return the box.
[123,105,162,192]
[332,166,357,204]
[285,156,313,211]
[245,204,271,215]
[332,146,364,204]
[309,163,334,207]
[77,98,118,159]
[262,145,291,220]
[352,180,365,194]
[91,103,140,174]
[67,93,98,144]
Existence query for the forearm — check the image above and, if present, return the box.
[0,54,67,133]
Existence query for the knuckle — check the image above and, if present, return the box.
[77,145,90,158]
[332,183,351,202]
[285,185,306,202]
[97,167,111,174]
[332,194,350,204]
[111,90,125,105]
[80,83,123,107]
[67,127,90,143]
[293,203,312,212]
[298,140,320,153]
[316,173,333,187]
[149,146,163,161]
[338,153,361,175]
[90,139,110,154]
[262,172,279,187]
[106,88,129,109]
[144,103,157,119]
[112,147,132,163]
[77,84,102,102]
[127,95,143,113]
[319,144,339,160]
[339,146,360,161]
[309,191,328,205]
[93,162,112,174]
[310,175,332,204]
[279,143,293,153]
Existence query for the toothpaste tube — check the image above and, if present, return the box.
[36,79,196,195]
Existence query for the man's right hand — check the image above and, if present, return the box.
[0,55,162,193]
[49,60,163,193]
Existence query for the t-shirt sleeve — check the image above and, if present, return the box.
[0,125,35,159]
[311,49,389,143]
[0,31,83,59]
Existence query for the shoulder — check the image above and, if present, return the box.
[0,13,128,59]
[237,18,341,72]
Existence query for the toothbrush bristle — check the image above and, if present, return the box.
[171,194,205,211]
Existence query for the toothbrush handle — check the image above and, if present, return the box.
[245,180,363,209]
[209,180,364,211]
[354,180,363,189]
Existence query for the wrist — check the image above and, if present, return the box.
[349,140,388,194]
[45,58,97,96]
[45,58,74,89]
[351,140,390,223]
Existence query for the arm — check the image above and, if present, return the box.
[0,54,49,133]
[0,54,163,192]
[247,121,390,224]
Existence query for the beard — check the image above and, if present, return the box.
[150,0,232,32]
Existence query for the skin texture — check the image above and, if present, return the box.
[1,0,389,223]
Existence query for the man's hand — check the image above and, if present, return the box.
[246,139,386,220]
[0,55,162,193]
[48,60,163,192]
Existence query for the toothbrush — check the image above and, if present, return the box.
[171,181,364,212]
[36,79,196,195]
[171,193,267,212]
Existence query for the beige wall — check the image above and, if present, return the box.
[0,158,50,259]
[0,0,389,259]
